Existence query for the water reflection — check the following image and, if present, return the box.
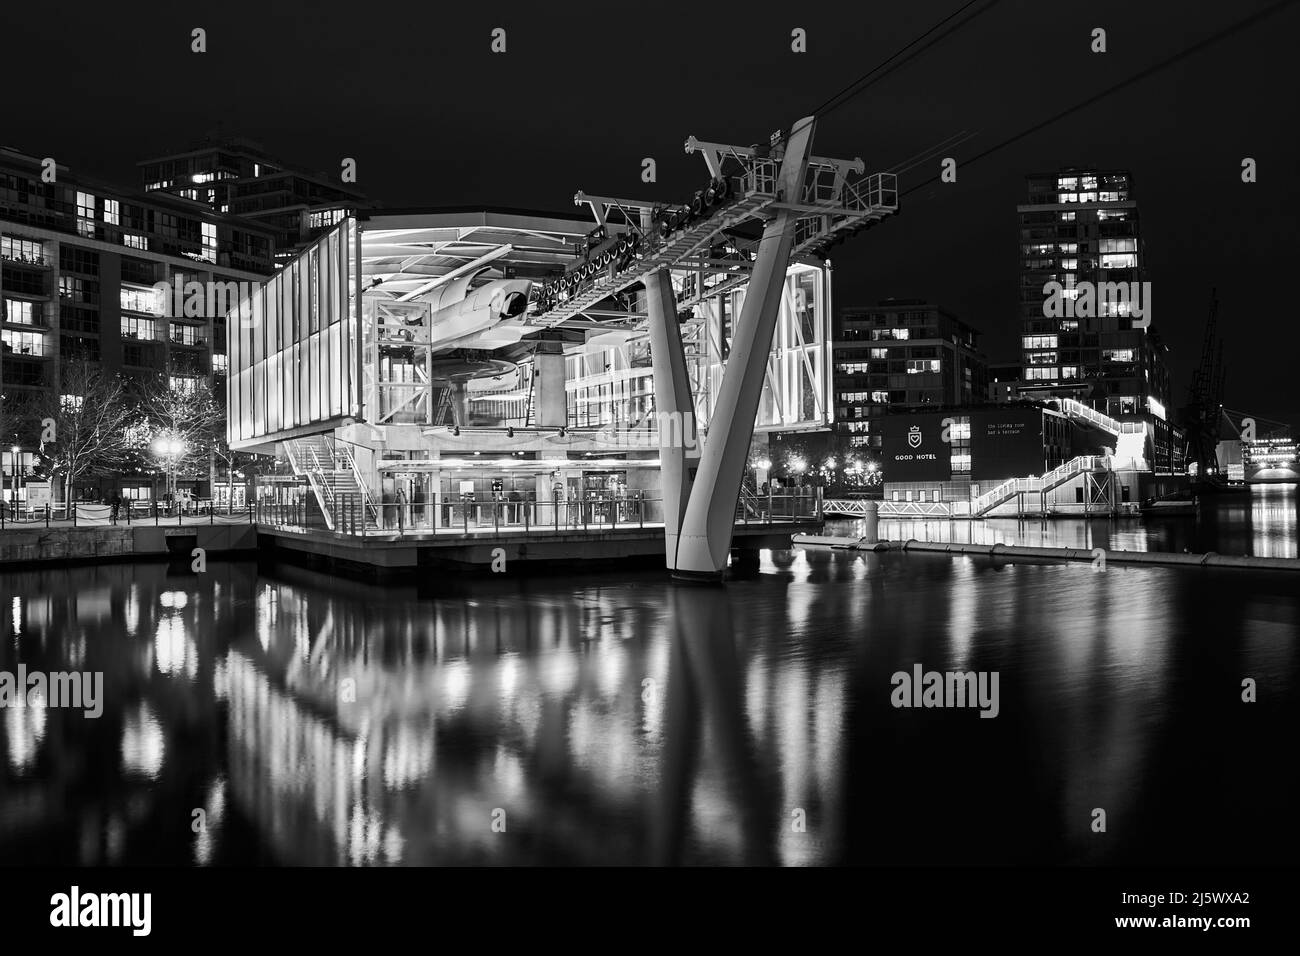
[837,483,1300,558]
[0,553,1296,865]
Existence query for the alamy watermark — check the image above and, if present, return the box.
[596,410,699,450]
[0,665,103,718]
[50,886,151,936]
[1042,280,1151,330]
[150,273,263,322]
[890,663,1000,718]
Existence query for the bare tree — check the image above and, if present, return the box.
[142,379,223,487]
[209,420,263,512]
[32,360,138,500]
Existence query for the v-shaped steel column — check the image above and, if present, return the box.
[645,267,699,565]
[646,116,817,580]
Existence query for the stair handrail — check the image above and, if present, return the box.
[304,442,337,521]
[328,435,379,528]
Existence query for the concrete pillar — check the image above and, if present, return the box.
[672,116,817,579]
[644,267,698,566]
[534,349,567,427]
[860,500,879,544]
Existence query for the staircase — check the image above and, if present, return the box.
[283,434,377,532]
[735,478,766,521]
[967,455,1108,517]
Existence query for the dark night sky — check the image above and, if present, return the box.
[7,0,1298,426]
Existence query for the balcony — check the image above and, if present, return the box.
[0,249,49,268]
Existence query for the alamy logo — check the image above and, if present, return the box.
[598,410,699,450]
[50,886,151,936]
[907,425,923,449]
[1042,280,1152,330]
[152,273,263,322]
[0,665,103,718]
[890,664,1000,718]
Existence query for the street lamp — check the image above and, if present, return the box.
[152,435,186,511]
[9,446,19,516]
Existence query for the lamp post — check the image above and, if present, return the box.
[152,435,186,513]
[8,446,19,518]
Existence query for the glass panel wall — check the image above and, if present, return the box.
[227,219,356,448]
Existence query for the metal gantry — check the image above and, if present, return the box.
[529,129,898,330]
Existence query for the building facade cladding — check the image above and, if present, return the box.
[832,301,987,451]
[1,151,276,436]
[139,140,368,260]
[879,405,1074,499]
[1016,168,1172,418]
[226,221,356,448]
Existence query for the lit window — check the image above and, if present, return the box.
[76,191,94,218]
[120,316,159,341]
[120,286,165,315]
[123,234,149,251]
[201,222,218,263]
[1100,253,1137,269]
[1,329,49,356]
[4,300,35,325]
[1021,335,1058,349]
[1,236,43,263]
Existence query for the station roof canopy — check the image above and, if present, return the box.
[357,207,597,295]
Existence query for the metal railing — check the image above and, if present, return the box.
[254,492,822,538]
[327,435,378,528]
[1053,398,1146,437]
[1,499,254,529]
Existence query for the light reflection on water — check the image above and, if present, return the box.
[0,551,1296,866]
[831,483,1300,558]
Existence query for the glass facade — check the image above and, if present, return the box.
[227,220,357,448]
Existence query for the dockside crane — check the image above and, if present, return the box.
[1183,289,1227,488]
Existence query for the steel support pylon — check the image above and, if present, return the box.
[646,116,817,580]
[644,266,699,564]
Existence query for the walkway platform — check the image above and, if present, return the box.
[259,519,821,580]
